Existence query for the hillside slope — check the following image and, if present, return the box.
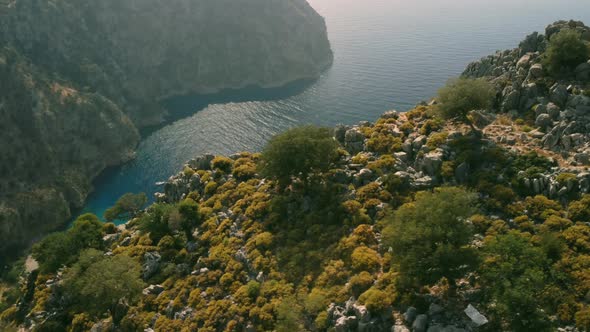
[2,20,590,332]
[0,0,333,261]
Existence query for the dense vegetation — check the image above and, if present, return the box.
[259,126,340,188]
[382,187,479,292]
[1,20,590,332]
[2,104,590,330]
[436,78,495,130]
[543,29,590,76]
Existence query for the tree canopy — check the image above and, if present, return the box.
[31,213,104,273]
[436,78,494,127]
[64,249,143,319]
[480,231,552,331]
[104,193,148,222]
[259,126,339,188]
[543,29,590,76]
[382,187,478,289]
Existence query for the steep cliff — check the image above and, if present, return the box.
[0,0,333,261]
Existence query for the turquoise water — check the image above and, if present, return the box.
[82,0,590,219]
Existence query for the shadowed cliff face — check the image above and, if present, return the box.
[0,0,333,262]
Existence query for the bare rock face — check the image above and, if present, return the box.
[0,0,333,261]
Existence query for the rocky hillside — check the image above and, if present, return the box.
[1,20,589,332]
[0,0,333,262]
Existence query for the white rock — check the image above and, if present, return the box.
[464,304,488,326]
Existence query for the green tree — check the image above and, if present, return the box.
[275,297,305,332]
[178,198,200,239]
[543,29,589,76]
[104,193,148,222]
[68,214,104,252]
[480,231,552,331]
[436,78,494,132]
[259,126,339,188]
[31,214,104,273]
[64,249,143,320]
[382,187,478,291]
[31,233,72,273]
[138,203,175,243]
[568,194,590,222]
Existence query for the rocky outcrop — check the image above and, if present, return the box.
[0,0,333,261]
[464,20,590,170]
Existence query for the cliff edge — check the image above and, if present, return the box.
[0,0,333,262]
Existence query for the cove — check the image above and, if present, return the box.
[82,0,590,221]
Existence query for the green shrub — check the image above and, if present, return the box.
[420,119,443,135]
[436,78,494,126]
[351,246,381,273]
[349,271,375,297]
[104,193,147,222]
[64,249,143,318]
[102,222,117,234]
[543,29,590,76]
[382,187,478,289]
[246,281,261,299]
[232,160,257,180]
[358,288,391,312]
[426,132,448,149]
[366,134,402,154]
[31,214,104,273]
[211,156,234,173]
[556,173,578,185]
[259,126,339,187]
[575,307,590,331]
[481,231,552,331]
[568,195,590,222]
[178,198,201,238]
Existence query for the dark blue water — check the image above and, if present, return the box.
[82,0,590,220]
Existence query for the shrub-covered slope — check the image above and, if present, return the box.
[0,0,333,262]
[1,20,590,332]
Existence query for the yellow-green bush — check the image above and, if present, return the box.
[102,222,117,234]
[351,246,381,272]
[349,271,374,297]
[211,156,234,173]
[359,288,392,312]
[426,132,448,150]
[366,134,402,154]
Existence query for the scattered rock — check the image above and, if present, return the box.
[142,252,161,279]
[428,303,444,316]
[464,304,488,327]
[187,154,215,170]
[420,150,443,176]
[404,307,418,324]
[529,63,543,78]
[345,128,366,154]
[412,314,428,332]
[550,84,568,107]
[392,324,411,332]
[353,304,370,322]
[143,284,165,296]
[535,113,553,130]
[516,53,532,68]
[576,61,590,81]
[335,316,358,332]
